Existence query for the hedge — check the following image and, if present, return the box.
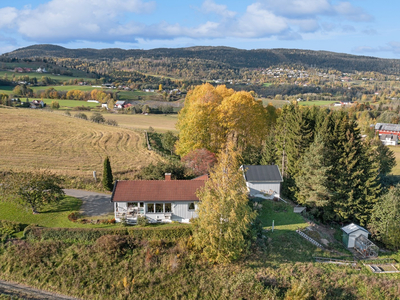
[24,225,193,243]
[0,220,27,235]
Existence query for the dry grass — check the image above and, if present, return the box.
[87,112,179,132]
[0,108,162,179]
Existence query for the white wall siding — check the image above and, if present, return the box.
[246,182,281,196]
[172,202,198,222]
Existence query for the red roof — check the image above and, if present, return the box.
[112,179,206,202]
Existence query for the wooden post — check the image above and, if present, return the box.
[93,171,97,182]
[272,220,274,232]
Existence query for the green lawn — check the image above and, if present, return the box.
[0,196,116,229]
[0,71,93,82]
[388,145,400,175]
[30,85,97,92]
[299,100,337,106]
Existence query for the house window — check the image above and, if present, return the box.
[156,203,163,213]
[139,202,144,208]
[147,203,155,213]
[128,202,138,207]
[188,202,195,210]
[165,203,172,213]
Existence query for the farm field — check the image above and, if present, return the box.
[85,112,179,132]
[0,71,93,82]
[0,108,161,179]
[299,100,337,106]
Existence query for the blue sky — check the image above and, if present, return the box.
[0,0,399,58]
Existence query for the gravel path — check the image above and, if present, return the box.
[63,189,113,217]
[0,279,79,300]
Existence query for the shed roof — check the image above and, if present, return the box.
[242,165,283,182]
[111,179,206,202]
[341,223,370,235]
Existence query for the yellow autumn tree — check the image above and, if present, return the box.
[193,143,256,263]
[176,83,269,156]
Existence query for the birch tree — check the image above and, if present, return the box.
[194,143,256,263]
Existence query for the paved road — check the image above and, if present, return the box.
[63,189,113,217]
[0,279,80,300]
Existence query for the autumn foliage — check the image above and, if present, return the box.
[176,83,269,156]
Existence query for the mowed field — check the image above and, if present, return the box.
[86,112,179,132]
[0,108,161,178]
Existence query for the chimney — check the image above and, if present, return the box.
[165,173,171,181]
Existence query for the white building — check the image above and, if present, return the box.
[241,165,283,199]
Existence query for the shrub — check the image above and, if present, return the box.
[72,105,91,111]
[50,100,60,109]
[137,216,149,226]
[68,212,80,222]
[106,119,118,126]
[94,235,127,256]
[90,112,105,123]
[64,111,71,116]
[0,220,26,235]
[24,226,193,243]
[74,112,88,120]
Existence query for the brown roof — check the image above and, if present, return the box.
[111,180,206,202]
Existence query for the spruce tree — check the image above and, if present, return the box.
[295,134,332,207]
[103,156,114,191]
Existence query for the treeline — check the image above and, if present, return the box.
[6,44,400,75]
[262,104,395,225]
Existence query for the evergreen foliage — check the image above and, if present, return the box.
[103,156,114,191]
[268,104,382,225]
[194,143,256,263]
[369,185,400,250]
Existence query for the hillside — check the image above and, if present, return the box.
[4,44,400,74]
[0,108,161,178]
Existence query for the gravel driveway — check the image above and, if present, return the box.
[63,189,113,217]
[0,279,80,300]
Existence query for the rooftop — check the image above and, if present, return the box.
[242,165,283,182]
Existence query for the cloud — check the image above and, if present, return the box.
[353,42,400,55]
[334,2,373,22]
[0,0,156,43]
[201,0,236,18]
[362,29,378,36]
[0,0,375,45]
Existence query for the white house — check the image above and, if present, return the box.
[379,134,398,146]
[111,174,207,224]
[241,165,283,199]
[114,100,126,109]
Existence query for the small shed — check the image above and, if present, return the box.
[341,223,369,248]
[241,165,283,199]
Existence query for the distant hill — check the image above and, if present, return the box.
[4,44,400,74]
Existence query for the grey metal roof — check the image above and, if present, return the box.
[375,123,400,132]
[341,223,370,235]
[242,165,283,182]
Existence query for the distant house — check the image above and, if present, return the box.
[379,134,398,146]
[241,165,283,199]
[36,67,47,73]
[30,100,45,108]
[87,100,99,103]
[114,100,126,109]
[111,173,207,224]
[375,123,400,138]
[101,103,108,109]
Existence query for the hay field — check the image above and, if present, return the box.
[85,112,178,132]
[0,108,161,178]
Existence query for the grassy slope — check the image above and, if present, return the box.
[0,108,161,178]
[388,145,400,175]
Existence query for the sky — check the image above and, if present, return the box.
[0,0,399,59]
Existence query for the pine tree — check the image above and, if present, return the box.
[103,156,114,191]
[193,143,256,264]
